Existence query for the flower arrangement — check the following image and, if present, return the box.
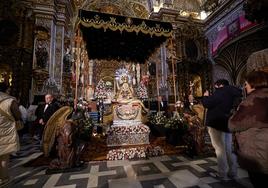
[165,115,188,131]
[136,82,148,100]
[107,124,150,135]
[94,79,107,99]
[107,147,147,160]
[148,112,167,126]
[106,146,164,160]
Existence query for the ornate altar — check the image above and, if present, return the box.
[107,68,150,146]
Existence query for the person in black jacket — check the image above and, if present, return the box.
[36,94,59,140]
[202,79,242,180]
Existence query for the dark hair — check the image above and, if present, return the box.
[214,79,229,86]
[0,82,9,92]
[246,71,268,89]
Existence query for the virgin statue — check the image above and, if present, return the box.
[115,74,134,102]
[107,68,150,147]
[112,68,147,122]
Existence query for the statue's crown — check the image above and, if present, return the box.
[115,68,131,85]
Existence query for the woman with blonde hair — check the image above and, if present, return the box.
[229,70,268,187]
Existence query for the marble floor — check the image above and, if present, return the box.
[5,136,254,188]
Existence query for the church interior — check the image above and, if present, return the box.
[1,0,268,187]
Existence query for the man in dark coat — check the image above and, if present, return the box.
[202,79,242,180]
[36,94,59,139]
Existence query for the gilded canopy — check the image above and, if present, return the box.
[78,9,173,63]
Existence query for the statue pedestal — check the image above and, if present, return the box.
[107,99,150,146]
[107,124,150,146]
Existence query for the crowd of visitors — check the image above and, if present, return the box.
[201,70,268,187]
[0,70,268,187]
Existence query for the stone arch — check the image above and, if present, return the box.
[214,27,268,85]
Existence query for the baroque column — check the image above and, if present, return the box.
[32,0,74,97]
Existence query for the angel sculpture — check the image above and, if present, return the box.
[42,106,85,173]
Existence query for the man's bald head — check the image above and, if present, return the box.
[45,94,54,104]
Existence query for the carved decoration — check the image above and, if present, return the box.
[0,0,34,106]
[82,0,149,18]
[54,26,64,85]
[32,69,49,94]
[173,0,201,12]
[63,49,73,73]
[94,60,124,86]
[35,40,49,69]
[201,0,220,12]
[168,18,211,102]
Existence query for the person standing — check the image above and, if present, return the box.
[26,99,38,140]
[36,94,59,140]
[0,83,21,187]
[229,71,268,187]
[202,79,242,180]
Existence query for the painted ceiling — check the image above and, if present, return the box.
[73,0,215,19]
